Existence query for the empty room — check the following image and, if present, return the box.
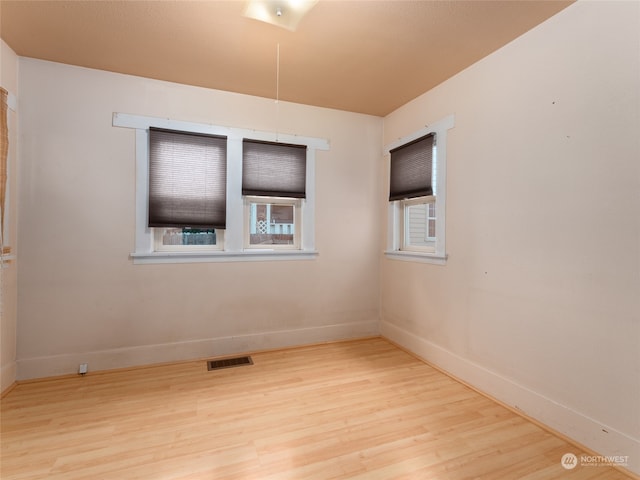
[0,0,638,478]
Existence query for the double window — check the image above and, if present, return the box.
[113,113,328,263]
[385,114,454,264]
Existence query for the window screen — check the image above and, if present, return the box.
[242,139,306,198]
[389,133,435,201]
[149,128,227,229]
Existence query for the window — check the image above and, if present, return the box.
[385,114,454,264]
[390,132,436,253]
[149,128,226,251]
[0,87,17,262]
[245,197,301,248]
[242,139,306,250]
[113,112,329,264]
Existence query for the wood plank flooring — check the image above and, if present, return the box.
[1,338,634,479]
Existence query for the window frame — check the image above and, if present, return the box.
[0,89,17,267]
[384,114,454,265]
[113,113,329,264]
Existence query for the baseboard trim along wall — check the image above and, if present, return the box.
[1,361,17,395]
[380,320,640,476]
[16,320,379,381]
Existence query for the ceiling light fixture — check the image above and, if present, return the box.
[243,0,318,31]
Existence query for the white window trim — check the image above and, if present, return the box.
[384,114,454,265]
[112,113,329,264]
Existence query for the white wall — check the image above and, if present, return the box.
[16,59,382,379]
[0,39,19,394]
[11,0,640,473]
[381,0,639,473]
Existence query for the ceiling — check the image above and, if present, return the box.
[0,0,573,117]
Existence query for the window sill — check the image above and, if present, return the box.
[384,250,447,265]
[130,250,319,264]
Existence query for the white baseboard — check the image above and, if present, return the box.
[381,320,640,476]
[1,361,16,394]
[16,320,380,381]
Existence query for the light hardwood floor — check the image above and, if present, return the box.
[1,338,634,479]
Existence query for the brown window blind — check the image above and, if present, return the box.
[149,128,227,229]
[242,139,307,198]
[389,133,435,201]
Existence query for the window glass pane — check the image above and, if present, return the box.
[428,219,436,238]
[427,203,436,238]
[161,228,216,246]
[405,199,436,248]
[249,203,295,245]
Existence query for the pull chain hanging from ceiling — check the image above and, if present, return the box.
[275,42,280,142]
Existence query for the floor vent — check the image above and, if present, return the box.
[207,356,253,371]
